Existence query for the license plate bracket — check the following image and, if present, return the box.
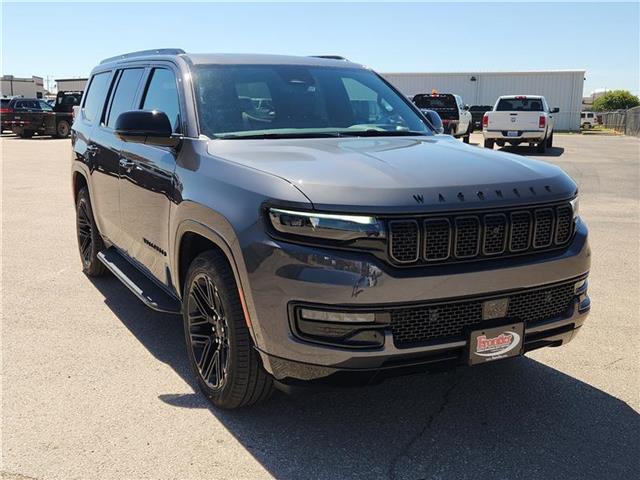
[468,321,524,366]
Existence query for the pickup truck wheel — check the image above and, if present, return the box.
[536,138,547,153]
[56,120,71,138]
[183,251,274,409]
[546,133,553,148]
[76,188,107,276]
[484,139,494,149]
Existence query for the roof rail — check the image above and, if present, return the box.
[309,55,347,61]
[100,48,186,65]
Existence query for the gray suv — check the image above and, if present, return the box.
[71,49,591,409]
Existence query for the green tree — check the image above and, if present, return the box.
[592,90,640,111]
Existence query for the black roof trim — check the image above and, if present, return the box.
[309,55,347,61]
[100,48,185,65]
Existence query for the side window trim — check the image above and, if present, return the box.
[139,66,183,134]
[101,67,147,130]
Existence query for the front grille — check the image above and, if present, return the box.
[389,220,419,263]
[391,280,577,348]
[387,201,574,266]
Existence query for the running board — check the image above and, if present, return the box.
[97,249,182,314]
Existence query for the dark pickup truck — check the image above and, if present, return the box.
[470,105,493,130]
[412,93,472,142]
[5,91,81,138]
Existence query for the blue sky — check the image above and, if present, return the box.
[2,1,638,95]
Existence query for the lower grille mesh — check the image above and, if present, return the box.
[391,280,577,348]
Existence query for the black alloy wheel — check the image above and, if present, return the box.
[187,272,230,390]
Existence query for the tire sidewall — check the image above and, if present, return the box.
[76,189,103,274]
[57,120,70,138]
[182,255,242,406]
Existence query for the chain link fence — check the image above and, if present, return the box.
[599,106,640,136]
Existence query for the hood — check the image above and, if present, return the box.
[207,135,577,213]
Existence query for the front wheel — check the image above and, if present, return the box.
[183,251,274,409]
[484,139,495,149]
[19,130,34,139]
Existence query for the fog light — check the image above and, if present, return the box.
[299,308,375,323]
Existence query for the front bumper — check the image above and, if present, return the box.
[241,220,590,383]
[483,129,546,141]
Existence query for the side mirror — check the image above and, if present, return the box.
[114,110,181,147]
[422,109,445,134]
[550,107,560,114]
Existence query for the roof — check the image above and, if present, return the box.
[186,53,360,68]
[98,49,360,69]
[55,78,88,82]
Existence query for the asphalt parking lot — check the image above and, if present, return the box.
[2,132,639,480]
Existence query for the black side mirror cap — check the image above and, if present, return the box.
[114,110,181,147]
[421,109,445,134]
[550,107,560,113]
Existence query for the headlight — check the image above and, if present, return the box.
[570,196,579,218]
[268,208,385,241]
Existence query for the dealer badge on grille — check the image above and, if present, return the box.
[482,298,509,320]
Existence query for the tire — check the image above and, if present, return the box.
[56,120,71,138]
[76,187,107,276]
[183,250,274,409]
[484,139,495,149]
[19,130,34,139]
[536,138,547,153]
[546,132,553,148]
[463,135,470,144]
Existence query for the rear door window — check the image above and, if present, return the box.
[105,68,144,128]
[141,68,181,133]
[82,72,111,122]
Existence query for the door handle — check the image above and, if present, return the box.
[119,158,135,172]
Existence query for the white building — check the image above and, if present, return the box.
[382,70,585,131]
[1,75,46,98]
[55,78,88,92]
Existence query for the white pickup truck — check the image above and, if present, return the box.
[482,95,559,153]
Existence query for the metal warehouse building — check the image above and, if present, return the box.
[382,70,585,131]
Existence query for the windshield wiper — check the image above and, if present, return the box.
[216,132,345,140]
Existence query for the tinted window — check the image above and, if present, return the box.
[413,95,457,110]
[83,72,111,122]
[16,100,38,110]
[496,98,543,112]
[193,65,430,138]
[142,68,180,132]
[106,68,144,128]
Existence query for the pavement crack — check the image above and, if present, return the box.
[387,371,463,480]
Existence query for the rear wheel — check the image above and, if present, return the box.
[76,187,107,276]
[536,138,547,153]
[546,132,554,148]
[183,250,274,409]
[484,139,495,149]
[56,120,71,138]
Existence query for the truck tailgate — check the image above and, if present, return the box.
[487,111,542,131]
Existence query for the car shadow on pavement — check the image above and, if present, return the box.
[90,275,638,480]
[498,145,565,157]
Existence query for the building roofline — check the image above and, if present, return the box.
[382,70,586,76]
[55,78,89,82]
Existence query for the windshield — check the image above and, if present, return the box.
[496,98,543,112]
[193,64,432,138]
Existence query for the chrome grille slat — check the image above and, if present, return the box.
[386,201,574,266]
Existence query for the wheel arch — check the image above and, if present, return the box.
[72,169,89,203]
[173,220,257,339]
